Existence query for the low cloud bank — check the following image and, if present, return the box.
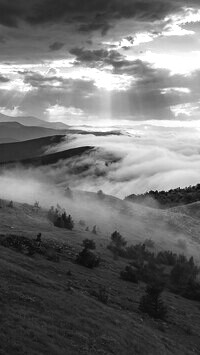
[44,123,200,198]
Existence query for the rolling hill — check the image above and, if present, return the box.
[0,122,66,143]
[0,135,66,163]
[2,146,94,166]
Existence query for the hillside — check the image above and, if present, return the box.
[125,184,200,209]
[0,200,200,354]
[2,145,93,166]
[0,122,66,143]
[0,135,66,163]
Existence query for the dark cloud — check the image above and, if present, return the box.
[70,47,124,68]
[0,1,23,27]
[49,42,65,51]
[23,72,65,89]
[0,0,196,31]
[78,22,112,37]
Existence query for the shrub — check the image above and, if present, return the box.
[139,284,167,320]
[76,248,100,268]
[82,239,96,250]
[120,266,138,283]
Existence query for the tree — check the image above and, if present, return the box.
[111,231,127,249]
[53,211,74,230]
[170,259,199,290]
[76,248,100,268]
[139,284,167,320]
[82,239,96,250]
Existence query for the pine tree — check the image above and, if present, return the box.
[139,284,167,319]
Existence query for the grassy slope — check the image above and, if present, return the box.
[0,203,200,354]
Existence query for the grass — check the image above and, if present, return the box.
[0,203,200,354]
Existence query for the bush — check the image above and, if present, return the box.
[139,284,167,320]
[82,239,96,250]
[120,266,138,283]
[76,248,100,268]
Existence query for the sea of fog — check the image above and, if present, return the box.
[43,120,200,198]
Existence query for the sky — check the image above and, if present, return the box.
[0,0,200,125]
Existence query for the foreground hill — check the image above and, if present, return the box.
[0,135,66,163]
[125,184,200,209]
[0,122,66,143]
[0,200,200,354]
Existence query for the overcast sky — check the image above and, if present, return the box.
[1,0,200,125]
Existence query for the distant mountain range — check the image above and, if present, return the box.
[0,122,67,143]
[0,113,70,129]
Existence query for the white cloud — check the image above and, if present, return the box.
[46,104,85,122]
[139,50,200,74]
[0,106,23,116]
[170,102,200,117]
[161,87,191,95]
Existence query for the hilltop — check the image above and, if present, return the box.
[0,113,70,130]
[126,184,200,209]
[0,122,66,143]
[0,197,200,354]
